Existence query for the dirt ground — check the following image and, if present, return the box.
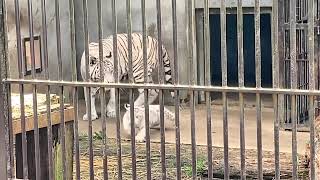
[75,136,308,179]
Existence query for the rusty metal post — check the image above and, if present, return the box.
[0,0,8,178]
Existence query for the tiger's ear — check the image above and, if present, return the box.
[105,52,112,58]
[124,104,130,110]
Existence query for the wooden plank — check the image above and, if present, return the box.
[16,121,74,179]
[16,125,60,179]
[53,122,74,180]
[12,107,74,135]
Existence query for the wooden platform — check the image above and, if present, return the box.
[12,105,74,135]
[12,94,74,179]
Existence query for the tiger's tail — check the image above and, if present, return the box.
[161,47,176,100]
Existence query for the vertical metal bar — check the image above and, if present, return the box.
[26,0,41,178]
[272,0,280,178]
[82,0,94,179]
[0,78,7,179]
[141,0,151,179]
[220,0,229,179]
[2,1,14,173]
[126,0,136,179]
[290,0,298,178]
[54,0,67,179]
[14,0,28,177]
[111,1,122,179]
[0,0,8,177]
[254,0,261,89]
[222,92,228,179]
[220,0,227,88]
[256,93,262,180]
[41,0,53,179]
[97,0,108,179]
[69,0,80,178]
[0,61,7,178]
[172,0,181,179]
[254,0,263,179]
[308,0,315,179]
[237,0,245,179]
[1,1,14,171]
[204,0,212,179]
[7,83,14,178]
[237,1,244,95]
[156,0,166,179]
[190,90,196,179]
[187,0,196,179]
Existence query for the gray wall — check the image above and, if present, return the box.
[5,0,73,100]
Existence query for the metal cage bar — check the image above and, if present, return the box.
[111,0,123,179]
[308,0,316,179]
[254,0,263,179]
[69,0,80,178]
[40,0,54,179]
[188,0,197,179]
[204,0,212,179]
[172,1,182,179]
[126,0,137,179]
[155,0,167,179]
[13,0,28,178]
[220,1,229,179]
[82,0,94,179]
[237,0,246,179]
[272,0,280,178]
[0,0,8,178]
[141,0,152,179]
[97,0,109,179]
[289,0,298,178]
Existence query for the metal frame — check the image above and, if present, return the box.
[279,0,316,131]
[0,0,317,179]
[195,7,272,103]
[22,35,42,76]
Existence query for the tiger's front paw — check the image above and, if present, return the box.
[83,113,98,121]
[107,110,116,118]
[135,136,146,143]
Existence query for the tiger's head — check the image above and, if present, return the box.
[87,43,115,86]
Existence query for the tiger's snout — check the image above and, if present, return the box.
[91,76,100,82]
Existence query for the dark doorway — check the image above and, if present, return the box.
[210,13,272,87]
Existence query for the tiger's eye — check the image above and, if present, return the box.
[90,57,96,65]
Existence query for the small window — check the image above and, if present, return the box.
[23,35,42,76]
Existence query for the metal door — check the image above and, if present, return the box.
[281,0,317,131]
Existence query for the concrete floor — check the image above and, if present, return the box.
[77,94,310,155]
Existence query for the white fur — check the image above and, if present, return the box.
[122,104,175,142]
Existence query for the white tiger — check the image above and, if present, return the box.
[122,104,175,142]
[80,33,175,120]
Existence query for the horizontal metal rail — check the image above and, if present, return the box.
[4,79,320,95]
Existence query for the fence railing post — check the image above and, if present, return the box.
[0,0,8,178]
